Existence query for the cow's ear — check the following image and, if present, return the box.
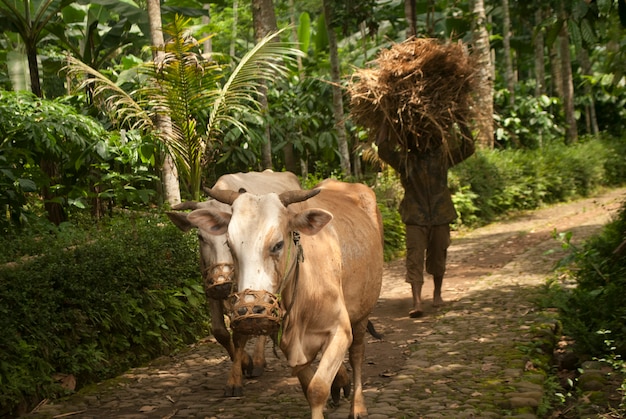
[166,211,194,232]
[187,209,231,235]
[291,209,333,235]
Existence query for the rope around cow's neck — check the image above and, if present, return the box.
[276,231,303,343]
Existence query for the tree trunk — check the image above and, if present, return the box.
[283,0,302,174]
[147,0,181,205]
[578,48,599,135]
[533,8,546,97]
[557,0,578,143]
[501,0,515,106]
[40,158,66,225]
[549,42,563,98]
[27,40,68,224]
[25,43,42,98]
[288,0,303,73]
[322,0,351,175]
[470,0,494,149]
[230,0,239,57]
[251,0,278,170]
[202,4,213,57]
[405,0,417,38]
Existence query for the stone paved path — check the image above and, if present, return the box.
[25,188,626,419]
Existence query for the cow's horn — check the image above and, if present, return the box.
[279,189,321,207]
[171,201,200,210]
[204,187,241,205]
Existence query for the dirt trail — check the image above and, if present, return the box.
[368,187,625,379]
[26,187,626,419]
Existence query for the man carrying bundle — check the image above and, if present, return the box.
[349,37,478,317]
[376,124,474,317]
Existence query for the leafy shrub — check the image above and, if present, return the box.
[372,168,406,261]
[0,90,160,230]
[493,87,564,149]
[553,201,626,357]
[450,136,624,226]
[378,202,406,261]
[600,134,626,186]
[0,213,208,416]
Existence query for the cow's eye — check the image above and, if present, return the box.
[271,240,284,253]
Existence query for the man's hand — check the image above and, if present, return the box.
[375,122,389,146]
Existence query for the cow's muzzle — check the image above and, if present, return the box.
[203,263,236,299]
[228,289,282,335]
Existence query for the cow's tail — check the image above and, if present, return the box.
[367,320,383,340]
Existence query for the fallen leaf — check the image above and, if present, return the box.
[139,405,157,412]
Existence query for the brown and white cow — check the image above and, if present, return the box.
[193,179,384,419]
[166,169,301,397]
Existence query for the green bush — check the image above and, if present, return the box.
[372,168,406,261]
[450,136,625,227]
[0,213,208,416]
[493,87,564,149]
[553,201,626,357]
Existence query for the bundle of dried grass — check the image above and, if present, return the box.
[349,37,477,153]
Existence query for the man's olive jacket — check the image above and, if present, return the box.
[377,137,475,226]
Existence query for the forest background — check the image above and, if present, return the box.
[1,0,626,417]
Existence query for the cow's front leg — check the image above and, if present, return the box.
[246,335,267,377]
[209,299,235,360]
[303,325,352,419]
[224,332,249,397]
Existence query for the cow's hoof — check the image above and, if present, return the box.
[223,386,243,397]
[330,386,341,405]
[249,364,265,378]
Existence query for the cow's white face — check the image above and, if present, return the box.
[188,190,333,334]
[228,193,291,294]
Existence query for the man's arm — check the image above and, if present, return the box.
[448,123,475,166]
[375,123,404,172]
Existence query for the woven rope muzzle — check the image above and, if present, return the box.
[229,289,283,335]
[228,232,303,335]
[203,263,236,300]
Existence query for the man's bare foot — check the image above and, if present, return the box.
[409,308,423,318]
[433,296,444,308]
[409,301,424,318]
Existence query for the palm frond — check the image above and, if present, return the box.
[208,27,304,139]
[64,55,154,133]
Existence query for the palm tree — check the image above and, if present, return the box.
[147,0,180,206]
[65,15,301,201]
[322,0,351,176]
[0,0,73,97]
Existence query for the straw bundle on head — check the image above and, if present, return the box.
[348,37,477,153]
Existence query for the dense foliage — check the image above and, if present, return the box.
[449,136,626,227]
[545,202,626,358]
[0,215,207,417]
[0,90,159,231]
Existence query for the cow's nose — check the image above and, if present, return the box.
[237,307,247,316]
[252,305,265,314]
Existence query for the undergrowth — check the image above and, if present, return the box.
[0,213,209,417]
[538,199,626,417]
